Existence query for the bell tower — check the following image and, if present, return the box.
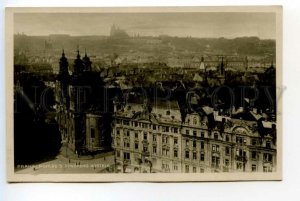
[57,49,70,109]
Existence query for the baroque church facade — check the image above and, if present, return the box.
[55,50,112,155]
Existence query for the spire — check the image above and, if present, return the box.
[82,48,92,71]
[76,45,80,59]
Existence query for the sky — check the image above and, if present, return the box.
[14,12,276,39]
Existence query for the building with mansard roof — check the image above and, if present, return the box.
[111,93,276,173]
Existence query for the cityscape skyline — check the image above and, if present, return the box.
[14,12,276,39]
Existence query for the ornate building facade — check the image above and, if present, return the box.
[112,98,276,173]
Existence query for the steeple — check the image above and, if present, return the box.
[82,48,92,71]
[74,47,84,73]
[57,49,70,109]
[59,49,69,75]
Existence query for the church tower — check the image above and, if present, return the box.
[57,49,70,109]
[83,49,92,71]
[73,49,84,73]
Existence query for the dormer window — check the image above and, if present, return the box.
[193,117,197,125]
[166,111,170,115]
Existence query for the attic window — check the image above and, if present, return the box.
[193,117,197,125]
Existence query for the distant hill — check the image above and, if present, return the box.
[14,34,275,58]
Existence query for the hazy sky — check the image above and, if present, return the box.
[14,12,276,39]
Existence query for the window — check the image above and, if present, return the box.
[236,163,243,170]
[174,137,178,145]
[252,164,257,172]
[264,153,273,162]
[186,130,190,135]
[126,130,130,137]
[266,141,271,149]
[201,132,205,138]
[193,152,197,160]
[90,128,95,138]
[200,152,205,161]
[174,165,178,171]
[174,150,178,158]
[135,143,139,150]
[193,141,197,148]
[153,124,156,130]
[162,162,170,171]
[165,136,169,144]
[116,129,120,135]
[116,150,120,157]
[153,135,157,142]
[212,156,220,168]
[200,141,204,149]
[153,146,157,154]
[212,144,219,152]
[185,165,189,173]
[193,117,197,125]
[225,159,229,166]
[162,148,169,156]
[143,132,147,140]
[252,151,257,160]
[225,147,230,155]
[143,146,148,152]
[185,151,190,159]
[174,127,178,133]
[166,111,170,115]
[193,166,197,173]
[135,132,138,139]
[214,133,218,140]
[124,152,130,160]
[225,135,229,142]
[124,142,130,148]
[162,126,169,132]
[193,130,197,136]
[134,122,138,127]
[123,120,129,126]
[251,139,257,146]
[186,140,189,146]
